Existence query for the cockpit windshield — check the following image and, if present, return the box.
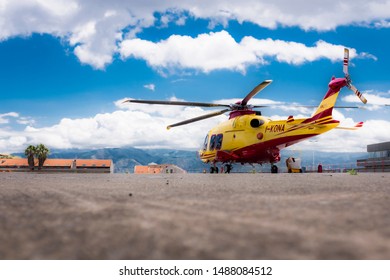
[202,135,208,150]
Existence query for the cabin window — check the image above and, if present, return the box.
[250,118,264,128]
[209,134,217,150]
[203,135,209,150]
[215,134,223,150]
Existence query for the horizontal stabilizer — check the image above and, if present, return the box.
[335,122,363,130]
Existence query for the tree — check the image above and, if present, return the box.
[24,145,36,171]
[35,144,50,170]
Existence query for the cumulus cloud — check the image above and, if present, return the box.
[374,20,390,28]
[343,91,390,105]
[0,99,227,153]
[120,31,366,73]
[0,0,387,69]
[342,91,390,111]
[120,31,256,73]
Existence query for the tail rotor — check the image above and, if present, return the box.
[343,48,367,104]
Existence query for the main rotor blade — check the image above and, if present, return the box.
[252,105,272,108]
[167,109,231,130]
[123,99,230,108]
[241,80,272,106]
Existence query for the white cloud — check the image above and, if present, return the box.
[16,117,36,126]
[186,1,390,31]
[343,91,390,105]
[144,83,156,91]
[120,31,366,73]
[0,112,37,127]
[342,91,390,111]
[0,99,227,153]
[120,31,255,73]
[0,112,19,124]
[374,20,390,28]
[0,0,387,69]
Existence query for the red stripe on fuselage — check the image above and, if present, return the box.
[217,134,317,164]
[307,107,334,122]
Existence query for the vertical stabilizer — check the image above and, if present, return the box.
[311,83,341,121]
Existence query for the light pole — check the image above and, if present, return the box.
[309,139,318,172]
[312,150,315,172]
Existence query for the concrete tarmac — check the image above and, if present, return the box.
[0,172,389,259]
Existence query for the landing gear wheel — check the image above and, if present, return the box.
[225,164,232,173]
[210,167,219,173]
[271,165,278,174]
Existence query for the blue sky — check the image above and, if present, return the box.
[1,0,390,153]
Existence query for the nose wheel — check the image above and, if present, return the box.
[271,165,278,173]
[210,164,233,173]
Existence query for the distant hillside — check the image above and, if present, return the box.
[48,147,208,173]
[14,147,367,173]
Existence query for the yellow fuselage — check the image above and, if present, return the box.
[199,113,339,164]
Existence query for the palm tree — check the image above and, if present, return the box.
[24,145,36,171]
[35,144,50,170]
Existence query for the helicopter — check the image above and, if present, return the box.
[124,48,367,173]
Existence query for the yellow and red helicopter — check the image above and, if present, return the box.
[124,48,366,173]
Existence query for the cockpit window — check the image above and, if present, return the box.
[209,134,216,150]
[209,134,223,151]
[215,134,223,150]
[203,135,209,150]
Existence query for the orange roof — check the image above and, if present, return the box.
[44,159,73,167]
[0,158,29,167]
[134,166,149,173]
[76,159,112,167]
[134,165,163,174]
[0,158,112,168]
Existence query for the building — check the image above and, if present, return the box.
[73,159,113,173]
[0,158,114,173]
[357,141,390,172]
[134,163,186,174]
